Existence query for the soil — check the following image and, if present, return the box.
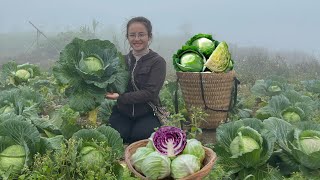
[197,129,217,145]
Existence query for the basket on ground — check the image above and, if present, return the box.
[176,70,236,129]
[125,139,217,180]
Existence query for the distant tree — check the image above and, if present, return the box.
[92,19,99,35]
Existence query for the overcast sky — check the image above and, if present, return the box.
[1,0,320,55]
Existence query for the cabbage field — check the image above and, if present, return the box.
[0,32,320,180]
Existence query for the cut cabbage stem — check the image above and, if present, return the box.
[166,139,175,157]
[165,138,184,157]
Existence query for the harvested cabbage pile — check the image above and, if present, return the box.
[130,126,206,179]
[173,33,234,73]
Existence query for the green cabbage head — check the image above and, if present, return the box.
[182,139,205,163]
[185,33,216,58]
[299,136,320,155]
[53,38,129,112]
[173,46,205,72]
[215,118,280,178]
[230,133,260,157]
[146,132,155,150]
[264,119,320,170]
[296,130,320,155]
[79,55,104,74]
[15,69,31,81]
[191,37,215,58]
[281,107,304,123]
[204,41,231,72]
[80,146,105,169]
[267,85,282,93]
[131,147,154,173]
[178,52,204,72]
[216,119,274,169]
[0,105,14,114]
[290,127,320,170]
[141,151,171,179]
[282,112,301,122]
[171,154,201,179]
[0,145,26,174]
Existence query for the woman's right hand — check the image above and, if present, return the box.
[105,92,119,100]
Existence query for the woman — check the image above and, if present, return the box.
[106,16,166,144]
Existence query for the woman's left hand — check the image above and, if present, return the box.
[105,92,119,100]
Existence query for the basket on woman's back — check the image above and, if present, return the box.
[177,70,236,129]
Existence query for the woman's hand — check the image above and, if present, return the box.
[105,92,119,100]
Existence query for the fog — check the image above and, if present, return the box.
[1,0,320,67]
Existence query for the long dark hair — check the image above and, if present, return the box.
[126,16,153,39]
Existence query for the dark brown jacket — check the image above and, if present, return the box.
[117,49,166,117]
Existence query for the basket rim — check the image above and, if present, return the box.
[125,139,217,180]
[176,69,236,74]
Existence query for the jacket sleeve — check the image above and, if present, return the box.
[117,57,166,104]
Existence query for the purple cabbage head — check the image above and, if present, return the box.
[153,126,187,157]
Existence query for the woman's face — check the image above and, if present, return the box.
[127,22,150,53]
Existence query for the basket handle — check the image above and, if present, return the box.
[230,77,240,111]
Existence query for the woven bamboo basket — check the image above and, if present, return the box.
[125,139,217,180]
[176,70,236,129]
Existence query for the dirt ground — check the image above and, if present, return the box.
[197,129,217,145]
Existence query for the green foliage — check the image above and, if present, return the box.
[72,125,124,160]
[187,106,208,139]
[264,118,320,174]
[98,99,117,124]
[311,110,320,124]
[301,80,320,94]
[0,61,41,87]
[22,139,121,180]
[215,118,279,179]
[53,38,129,112]
[251,77,291,98]
[21,125,127,180]
[48,105,81,139]
[0,118,41,179]
[0,86,43,118]
[254,89,317,122]
[27,73,67,116]
[228,96,253,121]
[159,80,186,114]
[204,163,230,180]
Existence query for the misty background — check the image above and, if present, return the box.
[1,0,320,83]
